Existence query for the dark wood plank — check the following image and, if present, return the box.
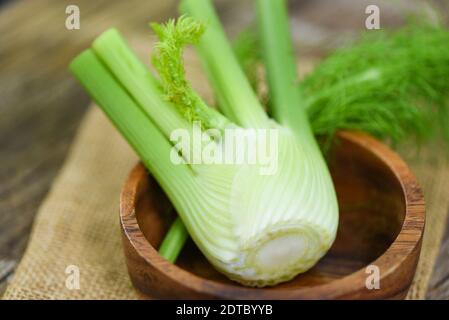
[427,212,449,299]
[0,259,16,295]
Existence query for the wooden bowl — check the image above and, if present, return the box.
[120,131,425,299]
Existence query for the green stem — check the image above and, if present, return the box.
[70,50,197,241]
[256,0,311,136]
[180,0,268,128]
[158,217,189,262]
[92,29,191,138]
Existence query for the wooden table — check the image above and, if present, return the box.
[1,0,448,299]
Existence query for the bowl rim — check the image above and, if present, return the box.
[120,130,425,299]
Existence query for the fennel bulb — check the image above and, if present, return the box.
[70,0,338,287]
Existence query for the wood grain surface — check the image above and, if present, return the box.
[0,0,448,298]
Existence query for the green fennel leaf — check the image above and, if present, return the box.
[151,15,229,130]
[234,21,449,146]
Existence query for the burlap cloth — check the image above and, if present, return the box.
[2,108,139,299]
[2,53,449,299]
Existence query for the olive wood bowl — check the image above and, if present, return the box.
[120,131,425,299]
